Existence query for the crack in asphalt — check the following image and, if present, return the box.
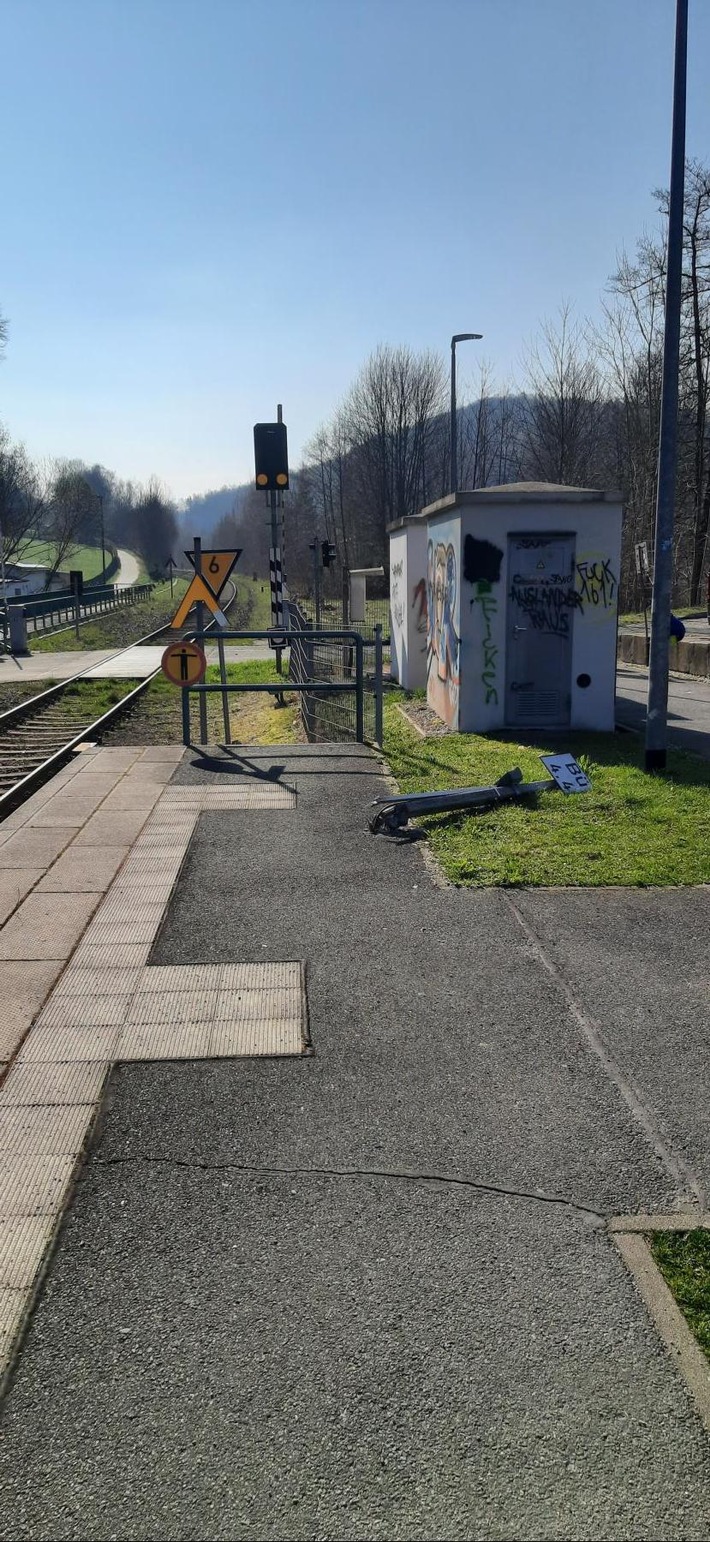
[94,1153,606,1220]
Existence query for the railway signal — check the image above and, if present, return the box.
[253,422,289,491]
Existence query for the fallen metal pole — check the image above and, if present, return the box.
[368,769,558,835]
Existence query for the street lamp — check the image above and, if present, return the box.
[450,332,482,494]
[96,494,105,584]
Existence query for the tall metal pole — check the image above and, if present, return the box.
[450,337,458,495]
[645,0,688,773]
[0,516,8,651]
[98,495,106,585]
[194,534,208,744]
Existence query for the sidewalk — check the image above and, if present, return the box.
[0,744,709,1539]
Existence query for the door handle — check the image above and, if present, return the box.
[512,625,527,635]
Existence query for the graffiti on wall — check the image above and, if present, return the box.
[426,539,460,726]
[508,576,582,637]
[391,558,405,631]
[412,577,427,635]
[464,535,503,707]
[575,556,617,617]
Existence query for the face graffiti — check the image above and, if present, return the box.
[426,538,460,726]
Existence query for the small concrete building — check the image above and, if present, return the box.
[390,483,623,733]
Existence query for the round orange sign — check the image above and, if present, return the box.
[161,640,207,687]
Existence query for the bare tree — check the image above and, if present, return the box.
[521,305,606,487]
[0,428,45,566]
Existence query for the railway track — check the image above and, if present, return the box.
[0,585,235,814]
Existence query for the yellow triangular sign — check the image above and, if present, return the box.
[171,574,226,630]
[185,548,241,598]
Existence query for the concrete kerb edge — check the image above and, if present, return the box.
[610,1220,710,1438]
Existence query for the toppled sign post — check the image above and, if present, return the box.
[368,752,591,836]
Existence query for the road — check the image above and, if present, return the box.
[115,548,141,586]
[616,662,710,760]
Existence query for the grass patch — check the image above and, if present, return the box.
[104,658,302,747]
[55,678,139,721]
[20,540,107,582]
[619,606,705,624]
[650,1231,710,1361]
[382,695,710,887]
[235,576,273,631]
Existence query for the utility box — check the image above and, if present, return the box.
[388,518,428,689]
[422,483,623,733]
[8,607,29,656]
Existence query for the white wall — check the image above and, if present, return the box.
[425,513,461,728]
[389,522,428,690]
[424,496,623,734]
[460,500,622,732]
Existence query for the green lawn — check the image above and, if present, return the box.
[651,1231,710,1361]
[233,575,273,631]
[619,606,705,625]
[20,540,108,582]
[382,696,710,887]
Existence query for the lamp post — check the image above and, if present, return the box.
[450,332,482,494]
[645,0,688,772]
[97,494,106,584]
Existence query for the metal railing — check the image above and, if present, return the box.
[1,582,154,648]
[181,627,384,748]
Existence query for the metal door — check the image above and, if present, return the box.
[505,533,576,727]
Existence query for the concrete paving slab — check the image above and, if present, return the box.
[0,961,65,1062]
[0,1154,76,1217]
[0,651,116,681]
[0,829,74,870]
[0,1103,95,1157]
[36,844,130,894]
[0,870,45,926]
[73,809,151,847]
[0,1060,109,1108]
[0,892,101,962]
[27,795,110,828]
[0,1217,57,1289]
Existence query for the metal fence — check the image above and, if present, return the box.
[288,606,383,745]
[182,627,382,748]
[292,590,391,646]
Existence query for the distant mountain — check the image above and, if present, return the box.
[178,483,249,542]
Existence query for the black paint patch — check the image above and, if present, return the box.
[463,535,503,586]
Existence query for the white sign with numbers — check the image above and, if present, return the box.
[540,753,591,794]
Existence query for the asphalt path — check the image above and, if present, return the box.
[616,663,710,759]
[1,745,709,1539]
[115,548,141,586]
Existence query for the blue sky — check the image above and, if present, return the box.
[2,0,709,501]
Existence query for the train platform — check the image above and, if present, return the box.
[0,641,281,683]
[0,742,709,1538]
